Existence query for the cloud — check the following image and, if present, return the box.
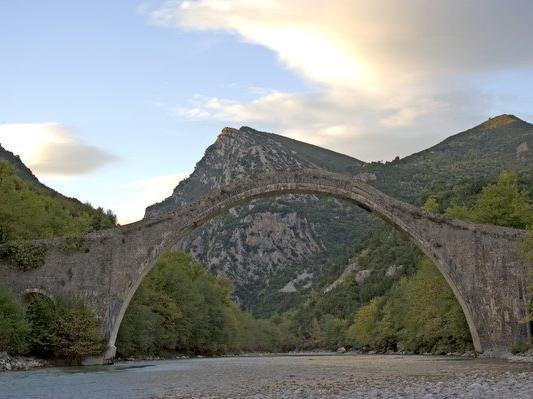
[150,0,533,88]
[161,86,490,160]
[0,123,117,177]
[148,0,533,160]
[113,172,190,224]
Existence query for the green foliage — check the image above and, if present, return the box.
[443,171,533,323]
[0,241,47,271]
[446,171,533,228]
[346,297,384,349]
[347,259,473,353]
[510,341,530,354]
[352,226,422,278]
[0,285,29,354]
[0,160,116,244]
[0,289,104,361]
[117,252,283,357]
[270,225,424,351]
[422,196,439,212]
[61,235,88,253]
[26,296,104,363]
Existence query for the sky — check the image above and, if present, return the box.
[1,1,533,224]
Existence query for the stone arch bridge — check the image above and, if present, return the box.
[0,170,530,362]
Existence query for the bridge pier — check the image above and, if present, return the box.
[81,346,116,366]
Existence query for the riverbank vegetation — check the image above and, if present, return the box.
[0,287,104,363]
[117,252,285,357]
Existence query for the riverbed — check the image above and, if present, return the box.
[0,354,531,399]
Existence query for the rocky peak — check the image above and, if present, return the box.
[478,114,525,130]
[144,126,368,312]
[146,126,361,217]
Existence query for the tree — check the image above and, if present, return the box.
[26,296,104,363]
[446,171,533,228]
[53,299,105,362]
[422,196,439,212]
[346,297,383,348]
[116,251,284,357]
[0,285,29,354]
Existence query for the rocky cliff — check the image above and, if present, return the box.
[146,115,533,315]
[146,127,372,313]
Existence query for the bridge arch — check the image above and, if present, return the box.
[0,170,529,362]
[108,170,508,357]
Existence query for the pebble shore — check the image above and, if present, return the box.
[0,352,47,372]
[156,354,532,399]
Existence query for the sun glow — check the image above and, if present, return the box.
[0,123,62,165]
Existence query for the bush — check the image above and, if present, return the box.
[26,296,104,363]
[0,242,47,271]
[346,297,384,349]
[0,285,29,354]
[510,341,530,354]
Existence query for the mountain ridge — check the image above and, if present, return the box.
[146,114,533,313]
[0,143,41,183]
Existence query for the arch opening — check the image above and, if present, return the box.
[22,288,54,307]
[109,176,483,358]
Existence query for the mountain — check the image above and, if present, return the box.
[368,114,533,203]
[147,127,373,313]
[146,127,364,213]
[0,143,40,183]
[0,145,117,243]
[147,115,533,315]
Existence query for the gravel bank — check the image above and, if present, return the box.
[0,352,47,372]
[156,354,532,399]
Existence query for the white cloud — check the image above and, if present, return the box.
[113,172,190,224]
[148,0,533,160]
[0,123,117,176]
[150,0,533,88]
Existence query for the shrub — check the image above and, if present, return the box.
[0,242,47,271]
[26,296,104,363]
[511,341,530,354]
[0,285,29,354]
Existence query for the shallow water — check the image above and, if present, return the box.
[0,354,531,399]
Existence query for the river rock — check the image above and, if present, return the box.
[0,352,47,372]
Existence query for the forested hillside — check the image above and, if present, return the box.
[274,170,533,354]
[0,152,116,243]
[117,252,284,357]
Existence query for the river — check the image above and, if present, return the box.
[0,354,531,399]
